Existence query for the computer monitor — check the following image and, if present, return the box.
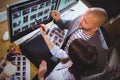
[7,0,79,43]
[7,0,58,42]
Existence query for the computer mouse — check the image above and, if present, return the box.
[2,31,9,41]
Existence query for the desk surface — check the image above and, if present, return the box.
[0,21,38,80]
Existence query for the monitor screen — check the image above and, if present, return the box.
[7,0,58,42]
[57,0,79,13]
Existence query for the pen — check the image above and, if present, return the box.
[35,19,45,31]
[39,24,46,32]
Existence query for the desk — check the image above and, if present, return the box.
[0,1,89,79]
[0,21,38,80]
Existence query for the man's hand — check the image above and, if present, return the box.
[38,60,47,80]
[51,10,60,22]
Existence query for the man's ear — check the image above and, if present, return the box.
[93,26,99,31]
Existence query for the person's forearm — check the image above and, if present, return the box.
[53,19,72,29]
[43,35,54,50]
[50,46,69,59]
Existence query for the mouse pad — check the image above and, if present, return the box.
[20,32,59,79]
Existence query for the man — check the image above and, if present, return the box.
[51,7,109,75]
[39,7,109,78]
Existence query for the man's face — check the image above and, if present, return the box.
[78,11,98,31]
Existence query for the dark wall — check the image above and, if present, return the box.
[85,0,120,19]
